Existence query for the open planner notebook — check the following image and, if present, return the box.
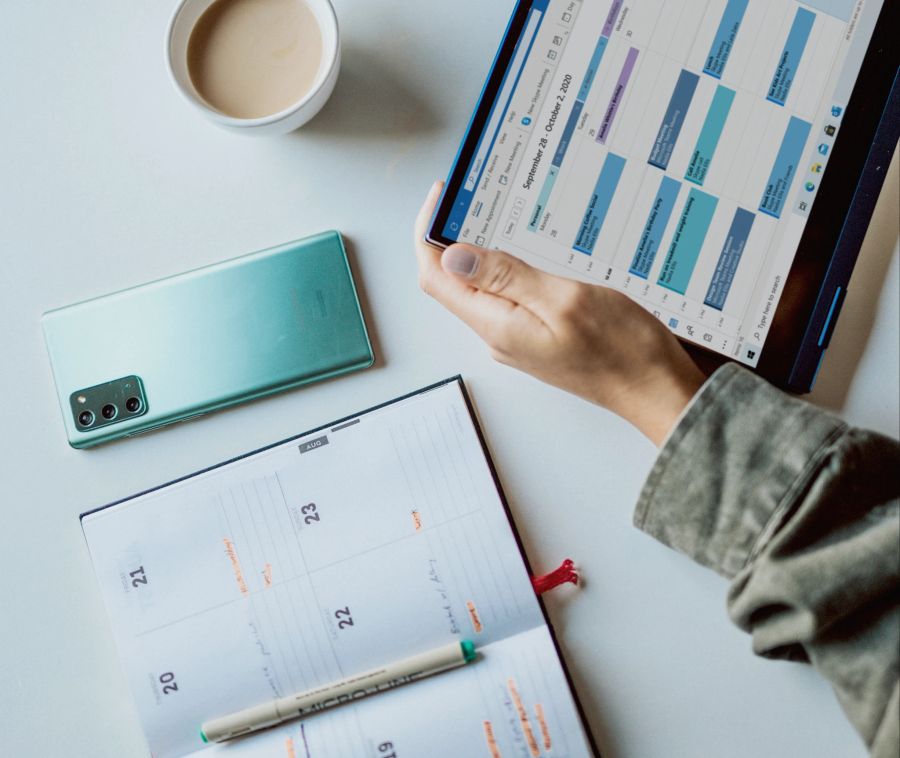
[82,378,598,758]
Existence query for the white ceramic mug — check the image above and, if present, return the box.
[166,0,340,136]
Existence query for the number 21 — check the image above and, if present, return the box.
[130,566,148,588]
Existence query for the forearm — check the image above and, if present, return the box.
[635,364,900,756]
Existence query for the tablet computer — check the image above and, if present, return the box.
[428,0,899,392]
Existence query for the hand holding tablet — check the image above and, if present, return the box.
[427,0,898,392]
[416,182,705,445]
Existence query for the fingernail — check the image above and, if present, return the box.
[442,247,479,278]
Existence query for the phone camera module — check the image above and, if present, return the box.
[70,375,145,436]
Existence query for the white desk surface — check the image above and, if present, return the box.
[1,2,897,756]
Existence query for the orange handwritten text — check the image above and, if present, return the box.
[412,510,423,531]
[508,678,540,757]
[466,600,483,633]
[263,563,273,588]
[483,720,502,758]
[284,737,296,758]
[223,538,248,596]
[535,703,551,751]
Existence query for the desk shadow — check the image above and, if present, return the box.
[465,384,619,757]
[810,152,899,412]
[540,590,622,758]
[298,46,440,142]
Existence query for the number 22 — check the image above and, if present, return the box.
[335,607,354,629]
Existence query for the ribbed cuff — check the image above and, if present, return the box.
[634,363,847,578]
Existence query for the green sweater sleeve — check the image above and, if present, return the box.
[634,363,899,757]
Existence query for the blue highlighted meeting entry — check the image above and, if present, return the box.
[630,176,681,279]
[648,70,700,170]
[704,0,748,78]
[577,34,610,102]
[528,33,609,231]
[760,116,812,218]
[658,189,719,294]
[768,8,816,106]
[704,208,755,310]
[573,153,626,255]
[686,86,736,186]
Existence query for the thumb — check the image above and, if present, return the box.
[441,244,550,307]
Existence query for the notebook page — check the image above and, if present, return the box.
[82,381,554,758]
[200,626,594,758]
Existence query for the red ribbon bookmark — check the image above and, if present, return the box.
[531,559,579,594]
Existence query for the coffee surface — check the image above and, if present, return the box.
[188,0,323,119]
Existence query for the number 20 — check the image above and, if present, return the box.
[159,672,179,695]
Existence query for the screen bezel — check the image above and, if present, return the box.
[426,0,535,249]
[755,1,898,389]
[427,0,899,391]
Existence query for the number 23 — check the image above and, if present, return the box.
[302,502,320,525]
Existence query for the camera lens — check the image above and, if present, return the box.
[78,410,95,427]
[125,396,142,413]
[101,403,118,420]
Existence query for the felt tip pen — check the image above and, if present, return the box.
[200,639,478,744]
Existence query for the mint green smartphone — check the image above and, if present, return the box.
[42,231,374,449]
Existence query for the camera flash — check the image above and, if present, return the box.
[77,395,87,404]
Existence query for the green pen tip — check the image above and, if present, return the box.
[461,639,477,663]
[200,729,208,744]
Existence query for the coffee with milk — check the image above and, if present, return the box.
[187,0,323,119]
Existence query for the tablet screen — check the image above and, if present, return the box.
[434,0,885,368]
